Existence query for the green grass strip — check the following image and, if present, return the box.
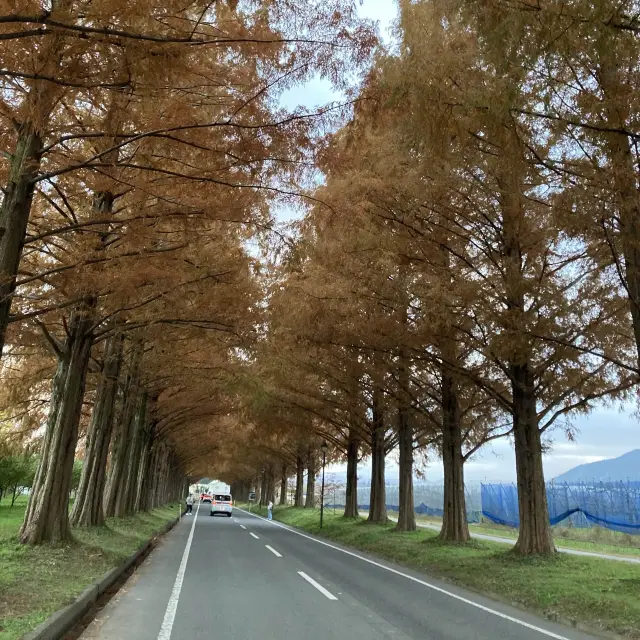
[0,497,181,639]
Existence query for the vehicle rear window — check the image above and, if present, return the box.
[214,495,231,502]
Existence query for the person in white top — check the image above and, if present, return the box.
[267,500,273,521]
[186,494,194,514]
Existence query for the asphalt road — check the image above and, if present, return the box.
[80,503,599,640]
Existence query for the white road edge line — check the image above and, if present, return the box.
[240,524,247,530]
[298,571,338,600]
[250,532,259,539]
[158,501,200,640]
[265,545,282,557]
[237,508,569,640]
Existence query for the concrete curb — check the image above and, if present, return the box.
[21,514,182,640]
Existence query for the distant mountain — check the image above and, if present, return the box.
[553,449,640,483]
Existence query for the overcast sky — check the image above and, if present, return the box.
[277,0,639,483]
[326,405,638,485]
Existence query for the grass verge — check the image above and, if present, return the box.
[410,513,640,558]
[0,496,181,639]
[244,504,640,639]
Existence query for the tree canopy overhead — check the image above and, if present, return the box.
[0,0,638,557]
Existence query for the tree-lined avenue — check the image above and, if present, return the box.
[80,504,598,640]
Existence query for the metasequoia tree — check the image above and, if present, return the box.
[242,367,351,510]
[69,332,122,527]
[0,0,183,355]
[4,0,375,543]
[235,271,368,515]
[16,164,265,540]
[11,0,640,560]
[344,0,636,553]
[460,0,640,372]
[0,0,375,360]
[259,0,636,553]
[263,218,411,523]
[308,61,510,540]
[21,114,125,539]
[272,167,423,530]
[103,339,143,518]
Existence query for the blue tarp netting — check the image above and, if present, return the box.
[481,482,640,535]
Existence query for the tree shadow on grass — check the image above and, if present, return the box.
[73,507,177,560]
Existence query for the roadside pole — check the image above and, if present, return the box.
[320,441,328,528]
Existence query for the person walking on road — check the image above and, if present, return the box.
[186,494,194,514]
[268,500,273,521]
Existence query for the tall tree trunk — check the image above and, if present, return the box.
[104,341,142,517]
[231,480,248,502]
[11,485,18,507]
[439,367,469,542]
[613,141,640,370]
[267,468,275,504]
[511,363,555,555]
[231,480,246,502]
[259,470,267,506]
[71,333,123,527]
[496,124,554,555]
[154,446,169,507]
[294,455,304,507]
[0,127,42,356]
[135,423,155,512]
[395,407,415,531]
[368,386,387,524]
[344,428,359,518]
[20,301,95,544]
[279,463,287,505]
[152,447,163,508]
[501,147,554,554]
[0,15,68,358]
[122,392,148,515]
[305,451,316,508]
[145,444,160,511]
[67,187,117,526]
[135,440,152,512]
[395,347,415,531]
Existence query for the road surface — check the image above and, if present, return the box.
[81,503,599,640]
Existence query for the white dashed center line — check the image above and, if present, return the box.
[240,525,247,530]
[265,545,282,557]
[298,572,338,601]
[250,532,259,539]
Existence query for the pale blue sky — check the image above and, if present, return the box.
[279,0,398,112]
[335,406,639,485]
[276,0,639,482]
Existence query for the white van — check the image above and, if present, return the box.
[210,494,233,517]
